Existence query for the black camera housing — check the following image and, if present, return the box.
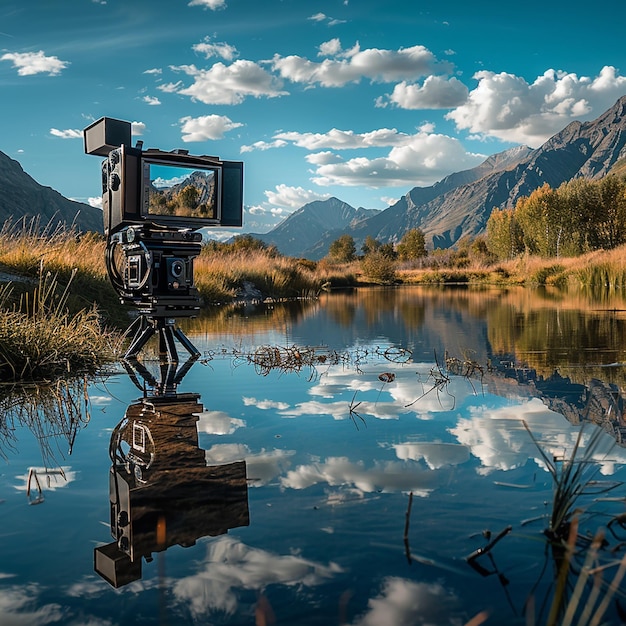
[84,117,244,236]
[106,224,203,316]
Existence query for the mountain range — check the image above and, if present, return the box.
[2,96,626,251]
[0,150,103,233]
[253,95,626,259]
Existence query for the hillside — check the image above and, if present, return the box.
[259,96,626,258]
[0,150,103,233]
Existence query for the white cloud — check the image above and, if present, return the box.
[446,65,626,147]
[193,37,238,61]
[188,0,226,9]
[386,76,469,109]
[240,139,287,153]
[448,398,626,475]
[351,577,461,626]
[143,67,162,75]
[196,410,245,435]
[0,50,68,76]
[169,60,287,105]
[173,535,341,618]
[179,114,243,141]
[310,132,485,187]
[318,38,342,57]
[131,121,146,135]
[306,151,342,165]
[142,95,161,105]
[264,184,331,208]
[88,196,102,208]
[272,43,451,87]
[242,397,290,410]
[273,127,411,150]
[49,128,81,139]
[281,456,435,494]
[0,584,63,625]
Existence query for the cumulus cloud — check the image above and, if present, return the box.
[179,114,243,141]
[193,37,238,61]
[142,95,161,105]
[263,184,331,208]
[448,398,626,475]
[281,456,436,494]
[173,535,342,618]
[0,50,68,76]
[385,76,469,109]
[273,127,411,150]
[446,65,626,146]
[272,42,451,87]
[49,128,81,139]
[0,584,63,625]
[351,577,462,626]
[310,132,485,187]
[203,443,295,486]
[196,410,245,435]
[392,442,471,469]
[88,196,103,208]
[167,60,287,105]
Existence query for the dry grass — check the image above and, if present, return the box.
[0,270,120,381]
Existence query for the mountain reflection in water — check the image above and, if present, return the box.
[1,285,626,625]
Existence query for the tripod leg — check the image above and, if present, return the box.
[125,323,156,359]
[173,327,201,358]
[159,325,180,363]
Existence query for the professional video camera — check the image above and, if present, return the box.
[84,117,244,359]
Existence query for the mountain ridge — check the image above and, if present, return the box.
[255,95,626,258]
[0,150,103,233]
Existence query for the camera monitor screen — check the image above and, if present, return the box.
[142,160,221,220]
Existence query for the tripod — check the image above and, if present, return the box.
[123,316,201,396]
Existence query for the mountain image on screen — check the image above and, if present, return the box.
[149,170,217,219]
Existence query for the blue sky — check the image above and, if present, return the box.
[2,0,626,237]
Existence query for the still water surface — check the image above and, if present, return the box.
[2,285,626,625]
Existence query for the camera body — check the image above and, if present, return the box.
[84,117,244,316]
[106,224,203,316]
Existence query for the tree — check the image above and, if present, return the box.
[361,235,381,256]
[486,208,524,260]
[328,234,356,263]
[396,229,427,261]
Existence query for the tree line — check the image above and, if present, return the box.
[486,176,626,260]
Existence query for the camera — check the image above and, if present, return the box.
[84,117,244,324]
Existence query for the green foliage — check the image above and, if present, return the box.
[396,228,427,261]
[360,250,397,284]
[328,234,357,263]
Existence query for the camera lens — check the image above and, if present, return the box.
[170,260,184,278]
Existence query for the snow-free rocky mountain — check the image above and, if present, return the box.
[0,150,103,233]
[253,95,626,259]
[3,96,626,251]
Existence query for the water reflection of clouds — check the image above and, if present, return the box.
[172,535,342,618]
[13,466,76,492]
[0,583,63,625]
[449,397,626,475]
[196,410,245,435]
[392,443,471,469]
[204,443,295,486]
[281,457,435,496]
[349,577,462,626]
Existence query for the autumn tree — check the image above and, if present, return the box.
[328,234,357,263]
[486,208,524,260]
[396,228,427,261]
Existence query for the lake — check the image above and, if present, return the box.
[2,285,626,625]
